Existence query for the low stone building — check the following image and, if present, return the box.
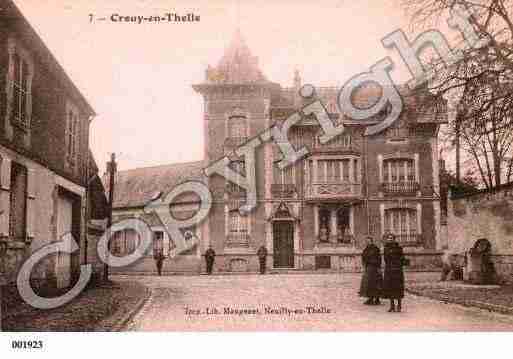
[107,162,206,275]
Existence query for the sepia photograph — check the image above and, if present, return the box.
[1,0,513,356]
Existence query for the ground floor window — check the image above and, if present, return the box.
[111,228,139,256]
[384,207,418,242]
[228,210,248,234]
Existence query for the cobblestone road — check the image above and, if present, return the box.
[117,273,513,331]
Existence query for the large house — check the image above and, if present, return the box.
[110,31,447,274]
[0,0,107,300]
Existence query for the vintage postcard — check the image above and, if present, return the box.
[1,0,513,352]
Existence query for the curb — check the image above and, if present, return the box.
[98,287,152,332]
[406,288,513,316]
[112,269,441,277]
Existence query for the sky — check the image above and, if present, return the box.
[12,0,458,173]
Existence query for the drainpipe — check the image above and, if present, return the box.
[0,241,7,331]
[364,132,370,236]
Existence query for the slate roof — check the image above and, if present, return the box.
[108,160,206,209]
[2,0,96,116]
[275,83,447,125]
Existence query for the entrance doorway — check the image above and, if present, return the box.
[272,221,294,268]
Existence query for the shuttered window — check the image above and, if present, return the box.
[66,107,80,166]
[11,52,31,130]
[9,162,27,239]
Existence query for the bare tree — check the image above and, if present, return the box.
[403,0,513,189]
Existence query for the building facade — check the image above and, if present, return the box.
[111,31,446,274]
[0,0,107,300]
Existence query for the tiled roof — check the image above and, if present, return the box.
[108,160,206,209]
[275,83,446,124]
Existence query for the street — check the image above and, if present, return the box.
[116,273,513,331]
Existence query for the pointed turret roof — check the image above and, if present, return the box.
[205,30,267,84]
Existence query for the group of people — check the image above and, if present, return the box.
[160,234,407,315]
[359,233,408,312]
[204,245,269,275]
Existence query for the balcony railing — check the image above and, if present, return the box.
[271,184,296,198]
[226,233,250,248]
[312,142,360,154]
[381,181,419,194]
[316,234,355,245]
[305,182,362,201]
[394,233,422,246]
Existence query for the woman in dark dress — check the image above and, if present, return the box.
[359,236,383,305]
[382,233,406,312]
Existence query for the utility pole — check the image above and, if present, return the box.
[104,153,117,282]
[455,113,461,185]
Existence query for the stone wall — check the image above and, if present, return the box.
[447,185,513,282]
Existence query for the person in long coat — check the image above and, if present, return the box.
[154,252,165,276]
[257,245,268,274]
[359,236,383,305]
[205,245,216,275]
[382,233,406,312]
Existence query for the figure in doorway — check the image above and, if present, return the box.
[359,236,383,305]
[205,245,216,275]
[257,245,268,274]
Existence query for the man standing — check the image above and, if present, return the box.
[257,245,268,274]
[154,252,165,276]
[205,245,216,275]
[359,236,382,305]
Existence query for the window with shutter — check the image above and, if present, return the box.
[66,105,80,168]
[9,162,27,240]
[10,48,32,131]
[11,52,30,130]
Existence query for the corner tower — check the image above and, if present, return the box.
[193,30,278,272]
